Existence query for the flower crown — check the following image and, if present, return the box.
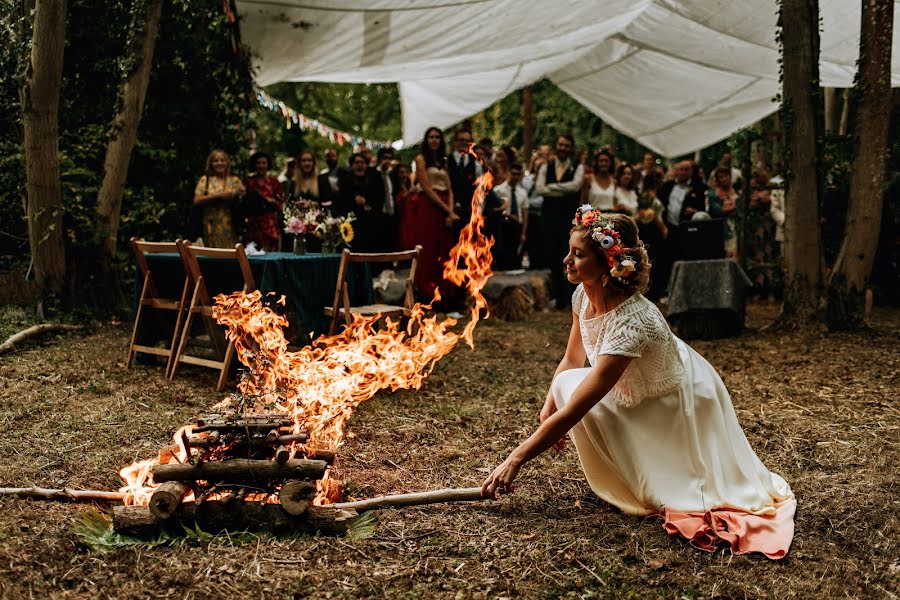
[573,205,637,280]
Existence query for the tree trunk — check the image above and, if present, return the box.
[22,0,67,295]
[826,0,894,330]
[823,87,839,132]
[839,88,851,135]
[94,0,164,259]
[778,0,822,325]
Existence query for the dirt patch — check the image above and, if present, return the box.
[0,303,897,598]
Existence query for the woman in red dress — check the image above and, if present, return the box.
[400,127,460,301]
[242,151,285,251]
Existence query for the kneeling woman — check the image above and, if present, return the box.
[482,209,795,559]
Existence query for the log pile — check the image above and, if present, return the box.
[114,412,356,536]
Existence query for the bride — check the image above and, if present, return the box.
[481,208,795,558]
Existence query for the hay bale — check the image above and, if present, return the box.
[528,275,550,311]
[490,285,534,321]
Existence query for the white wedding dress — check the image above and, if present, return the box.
[552,285,795,557]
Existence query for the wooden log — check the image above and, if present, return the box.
[278,480,316,516]
[304,449,335,464]
[275,445,290,464]
[149,481,190,519]
[112,505,160,537]
[0,486,125,502]
[151,458,327,483]
[332,487,487,511]
[112,501,358,536]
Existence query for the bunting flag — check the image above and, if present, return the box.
[256,90,395,150]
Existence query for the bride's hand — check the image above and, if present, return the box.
[539,393,556,423]
[480,454,522,499]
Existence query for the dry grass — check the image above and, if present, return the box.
[0,303,898,598]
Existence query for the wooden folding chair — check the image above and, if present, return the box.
[325,246,422,335]
[127,238,190,377]
[169,242,256,391]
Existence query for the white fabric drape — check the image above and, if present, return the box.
[237,0,900,156]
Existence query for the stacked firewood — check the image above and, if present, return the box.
[113,413,356,536]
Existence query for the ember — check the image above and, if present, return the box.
[117,168,494,530]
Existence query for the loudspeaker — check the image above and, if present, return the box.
[679,219,725,260]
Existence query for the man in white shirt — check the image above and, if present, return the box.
[536,134,584,308]
[493,163,529,269]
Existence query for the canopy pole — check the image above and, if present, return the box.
[522,86,534,161]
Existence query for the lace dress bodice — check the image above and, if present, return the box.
[573,285,685,407]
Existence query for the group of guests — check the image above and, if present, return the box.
[192,133,782,307]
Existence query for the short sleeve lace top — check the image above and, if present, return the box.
[572,284,685,407]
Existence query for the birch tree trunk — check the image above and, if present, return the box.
[778,0,822,325]
[826,0,894,329]
[22,0,67,295]
[94,0,165,259]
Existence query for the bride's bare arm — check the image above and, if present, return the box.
[482,353,632,498]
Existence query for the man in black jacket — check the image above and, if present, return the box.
[337,153,385,253]
[656,160,707,295]
[447,128,481,238]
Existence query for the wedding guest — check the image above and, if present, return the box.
[242,151,285,251]
[614,163,639,215]
[481,210,795,561]
[279,157,296,199]
[635,170,669,300]
[707,151,743,190]
[536,133,584,308]
[292,150,334,205]
[657,160,706,293]
[582,148,616,211]
[706,166,739,259]
[636,151,656,192]
[448,128,481,236]
[493,162,529,269]
[747,169,779,296]
[320,148,342,194]
[478,137,495,161]
[400,127,458,301]
[193,149,245,248]
[337,152,385,253]
[523,145,551,269]
[376,146,398,252]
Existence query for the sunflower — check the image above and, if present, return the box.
[340,221,354,244]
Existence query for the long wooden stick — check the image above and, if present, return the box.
[0,323,82,355]
[331,487,487,511]
[0,486,125,502]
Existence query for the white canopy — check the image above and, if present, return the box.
[237,0,900,157]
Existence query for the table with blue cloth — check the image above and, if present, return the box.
[666,259,752,340]
[134,252,373,348]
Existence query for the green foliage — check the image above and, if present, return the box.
[0,0,255,307]
[346,510,378,541]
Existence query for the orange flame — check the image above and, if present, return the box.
[120,171,494,505]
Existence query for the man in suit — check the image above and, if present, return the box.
[656,160,707,295]
[375,146,398,252]
[536,133,584,308]
[447,128,482,238]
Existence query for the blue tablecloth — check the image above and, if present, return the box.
[135,252,373,345]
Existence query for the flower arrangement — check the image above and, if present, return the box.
[283,201,355,254]
[574,204,637,281]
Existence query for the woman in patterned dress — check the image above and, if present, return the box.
[482,210,795,559]
[193,149,245,248]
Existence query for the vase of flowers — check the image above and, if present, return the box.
[317,213,355,254]
[283,201,321,255]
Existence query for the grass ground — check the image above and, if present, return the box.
[0,303,897,598]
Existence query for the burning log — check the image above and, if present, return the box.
[151,458,327,483]
[148,481,191,519]
[112,505,160,537]
[333,487,487,511]
[278,480,316,515]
